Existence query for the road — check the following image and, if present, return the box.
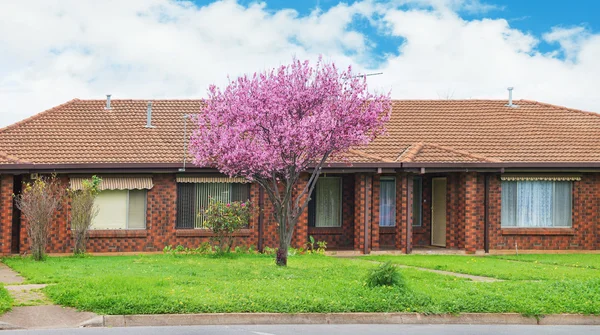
[2,325,600,335]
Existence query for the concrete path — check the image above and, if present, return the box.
[392,264,501,282]
[0,264,24,284]
[358,259,501,282]
[0,261,98,329]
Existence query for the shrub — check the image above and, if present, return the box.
[14,175,66,261]
[366,262,404,288]
[69,175,101,255]
[202,198,253,254]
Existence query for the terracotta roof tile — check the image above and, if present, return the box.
[0,99,599,166]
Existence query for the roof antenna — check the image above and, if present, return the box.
[505,87,518,108]
[105,94,112,110]
[178,114,190,172]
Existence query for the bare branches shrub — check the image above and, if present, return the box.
[14,175,65,261]
[69,176,101,255]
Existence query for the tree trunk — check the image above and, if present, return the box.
[276,243,288,266]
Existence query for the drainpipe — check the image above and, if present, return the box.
[484,174,490,253]
[364,175,371,254]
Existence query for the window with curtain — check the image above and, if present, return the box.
[501,180,572,227]
[176,182,250,229]
[308,177,342,227]
[379,177,396,227]
[412,177,423,227]
[92,190,147,229]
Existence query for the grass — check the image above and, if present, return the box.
[0,285,12,314]
[493,254,600,269]
[3,253,600,316]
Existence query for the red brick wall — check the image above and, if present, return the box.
[0,175,14,254]
[19,174,259,254]
[489,174,600,251]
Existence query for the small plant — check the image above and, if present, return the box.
[263,246,277,255]
[316,240,327,254]
[366,262,404,288]
[304,236,316,253]
[14,174,66,261]
[202,198,253,254]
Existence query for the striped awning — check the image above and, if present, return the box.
[70,176,154,191]
[501,174,581,182]
[176,176,248,183]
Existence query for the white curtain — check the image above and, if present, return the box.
[379,178,396,227]
[316,178,342,227]
[502,181,572,227]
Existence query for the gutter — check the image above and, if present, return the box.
[4,161,600,173]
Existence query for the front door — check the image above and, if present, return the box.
[431,177,447,247]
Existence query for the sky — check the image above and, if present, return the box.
[1,0,599,127]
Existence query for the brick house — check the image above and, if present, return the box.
[0,97,599,255]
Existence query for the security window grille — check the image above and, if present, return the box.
[176,183,250,229]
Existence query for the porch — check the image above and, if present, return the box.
[295,172,487,254]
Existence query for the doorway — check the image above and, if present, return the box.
[431,177,447,247]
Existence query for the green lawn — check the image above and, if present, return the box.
[3,253,600,316]
[367,255,600,281]
[494,254,600,269]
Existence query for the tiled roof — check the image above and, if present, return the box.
[0,99,599,166]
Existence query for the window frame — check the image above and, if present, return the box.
[175,182,251,229]
[308,177,343,228]
[501,180,573,228]
[379,177,396,227]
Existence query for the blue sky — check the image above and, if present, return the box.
[1,0,599,126]
[195,0,599,60]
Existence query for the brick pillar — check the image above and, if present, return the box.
[0,175,14,255]
[354,174,367,253]
[395,173,407,252]
[465,172,478,254]
[370,175,380,251]
[292,173,309,248]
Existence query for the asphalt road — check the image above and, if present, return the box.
[2,325,600,335]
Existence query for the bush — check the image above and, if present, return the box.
[366,262,404,288]
[202,198,253,254]
[69,175,101,255]
[14,175,66,261]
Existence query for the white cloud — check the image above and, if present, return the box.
[0,0,599,128]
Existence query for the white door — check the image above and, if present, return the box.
[431,178,447,247]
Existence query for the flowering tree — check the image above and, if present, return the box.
[190,57,391,266]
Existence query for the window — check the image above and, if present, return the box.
[308,177,342,227]
[379,177,396,227]
[501,181,572,227]
[176,183,250,229]
[92,190,147,229]
[412,177,423,227]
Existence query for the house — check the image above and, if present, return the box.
[0,96,599,255]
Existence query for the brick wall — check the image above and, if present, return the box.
[5,171,600,254]
[0,175,14,254]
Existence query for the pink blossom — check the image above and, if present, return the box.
[190,56,391,180]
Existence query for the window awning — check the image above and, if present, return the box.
[500,174,581,181]
[70,176,154,191]
[176,176,248,183]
